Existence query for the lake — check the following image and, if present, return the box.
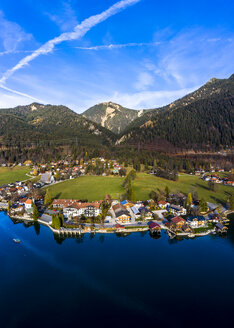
[0,211,234,328]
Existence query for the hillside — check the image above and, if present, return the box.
[118,74,234,151]
[0,75,233,153]
[0,103,116,146]
[82,101,144,134]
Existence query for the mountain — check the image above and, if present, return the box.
[0,75,233,154]
[117,74,234,151]
[0,103,116,146]
[82,102,145,134]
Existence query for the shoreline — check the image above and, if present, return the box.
[3,210,231,239]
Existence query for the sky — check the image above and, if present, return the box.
[0,0,233,112]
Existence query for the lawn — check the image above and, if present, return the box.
[48,175,125,201]
[0,166,31,186]
[133,173,232,204]
[48,173,232,204]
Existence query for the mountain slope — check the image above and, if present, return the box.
[0,103,116,146]
[82,102,145,134]
[118,74,234,151]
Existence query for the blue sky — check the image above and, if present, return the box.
[0,0,233,112]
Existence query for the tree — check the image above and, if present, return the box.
[127,185,135,202]
[165,186,170,198]
[33,203,39,220]
[149,190,158,202]
[199,198,208,212]
[52,214,61,230]
[59,213,64,226]
[129,169,136,180]
[186,193,193,207]
[119,168,126,176]
[44,189,52,206]
[54,173,61,181]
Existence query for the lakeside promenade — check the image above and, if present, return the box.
[3,209,232,239]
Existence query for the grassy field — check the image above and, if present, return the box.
[133,173,232,204]
[48,173,232,204]
[0,167,31,185]
[48,176,125,201]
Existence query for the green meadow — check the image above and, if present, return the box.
[48,173,232,204]
[48,176,125,201]
[133,173,231,204]
[0,167,31,186]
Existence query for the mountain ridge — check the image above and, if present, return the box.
[0,103,116,146]
[82,101,145,134]
[117,74,234,151]
[0,74,233,152]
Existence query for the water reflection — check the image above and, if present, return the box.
[34,222,40,236]
[116,232,131,238]
[3,211,234,246]
[53,233,66,245]
[149,232,161,240]
[227,213,234,246]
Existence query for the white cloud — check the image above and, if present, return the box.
[0,0,140,84]
[0,11,32,52]
[0,88,39,108]
[110,87,198,109]
[134,72,154,91]
[45,1,78,31]
[71,87,198,112]
[152,28,234,88]
[0,84,44,103]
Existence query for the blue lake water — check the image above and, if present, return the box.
[0,210,234,328]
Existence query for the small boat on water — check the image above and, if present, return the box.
[13,238,21,243]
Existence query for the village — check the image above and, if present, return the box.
[0,158,231,239]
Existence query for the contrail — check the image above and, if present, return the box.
[0,0,140,84]
[0,50,34,56]
[0,84,44,102]
[75,42,160,50]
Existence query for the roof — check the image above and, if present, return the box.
[52,199,73,207]
[149,222,160,229]
[65,202,101,210]
[53,199,101,209]
[158,201,168,205]
[115,224,124,229]
[171,216,185,224]
[25,199,32,205]
[187,216,205,222]
[138,207,149,213]
[115,210,130,218]
[131,206,140,215]
[216,222,226,230]
[112,203,125,213]
[207,202,219,210]
[40,173,51,183]
[170,205,184,211]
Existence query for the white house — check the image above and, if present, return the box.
[63,202,101,219]
[187,217,206,228]
[170,205,187,216]
[40,173,55,185]
[158,201,170,209]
